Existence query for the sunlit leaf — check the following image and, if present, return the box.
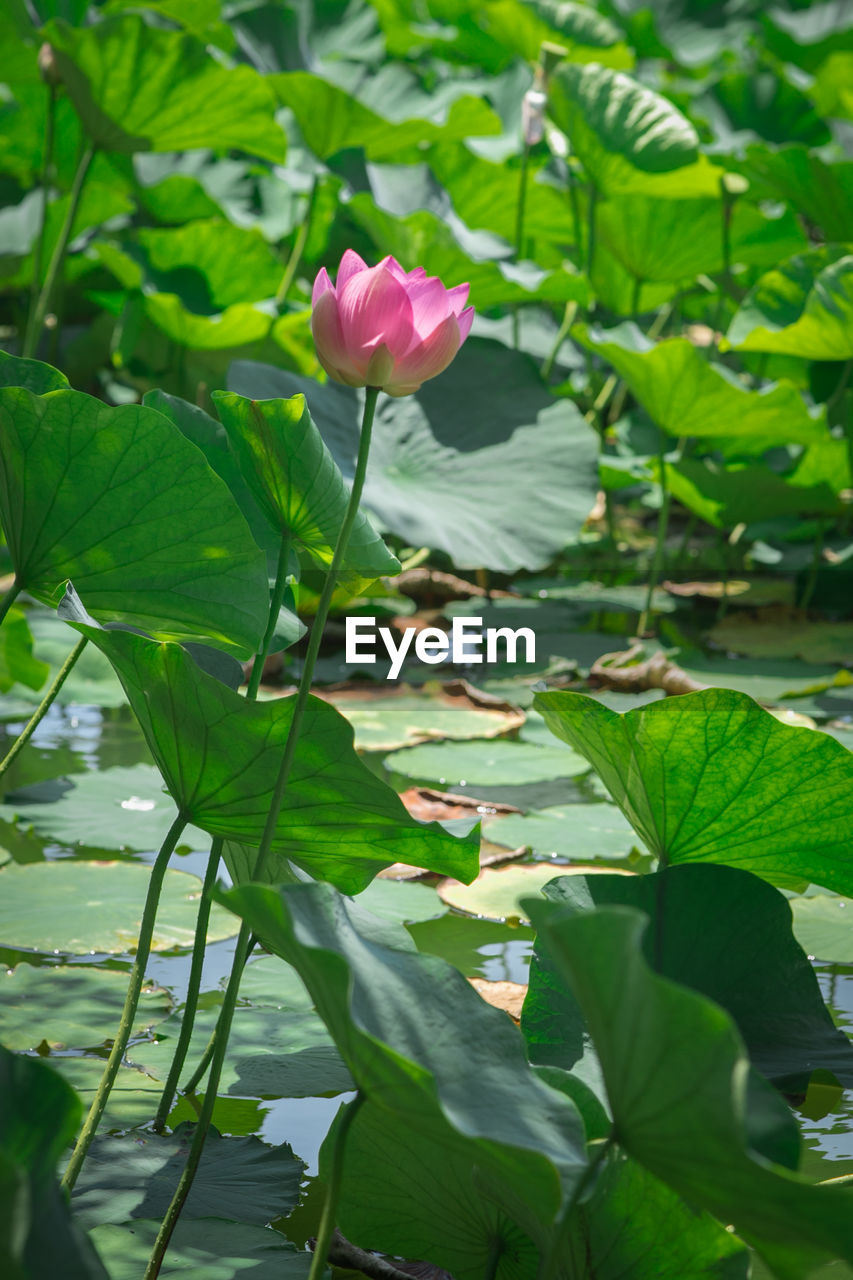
[0,608,48,694]
[728,248,853,360]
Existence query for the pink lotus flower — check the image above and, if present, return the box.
[311,250,474,397]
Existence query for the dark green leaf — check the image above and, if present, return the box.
[89,1219,310,1280]
[728,248,853,360]
[0,351,68,393]
[0,964,170,1051]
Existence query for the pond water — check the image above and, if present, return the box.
[2,691,853,1257]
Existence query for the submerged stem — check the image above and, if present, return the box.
[144,387,382,1277]
[62,811,188,1192]
[153,838,223,1132]
[0,635,88,786]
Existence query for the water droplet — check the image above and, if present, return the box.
[121,796,155,811]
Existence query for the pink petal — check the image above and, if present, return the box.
[378,255,409,283]
[406,266,427,281]
[385,311,462,391]
[312,266,334,307]
[337,264,414,360]
[336,249,368,290]
[446,283,470,317]
[311,289,366,383]
[457,304,474,343]
[405,276,452,344]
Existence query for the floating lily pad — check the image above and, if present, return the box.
[0,964,170,1051]
[0,765,209,852]
[321,688,523,751]
[384,739,588,787]
[355,877,448,925]
[0,861,239,954]
[89,1219,311,1280]
[792,894,853,963]
[483,804,638,862]
[439,862,633,922]
[708,614,853,665]
[72,1128,303,1229]
[50,1058,166,1132]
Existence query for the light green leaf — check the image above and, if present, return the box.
[737,144,853,244]
[0,386,268,656]
[0,965,170,1051]
[65,618,478,894]
[325,688,521,751]
[665,452,847,529]
[525,904,853,1279]
[0,350,68,393]
[386,738,588,787]
[791,892,853,964]
[0,860,238,954]
[727,248,853,360]
[547,63,721,196]
[439,862,630,922]
[484,803,638,861]
[533,688,853,895]
[0,608,48,694]
[578,322,826,449]
[44,14,286,160]
[49,1059,165,1133]
[228,340,599,574]
[212,391,400,584]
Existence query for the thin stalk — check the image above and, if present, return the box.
[153,838,223,1132]
[541,300,578,381]
[23,140,95,360]
[538,1133,615,1280]
[29,84,57,319]
[275,177,318,310]
[246,537,291,699]
[673,512,697,576]
[62,811,189,1193]
[0,635,88,785]
[826,358,852,418]
[566,163,582,263]
[181,935,258,1095]
[512,144,532,349]
[638,438,684,634]
[145,387,382,1278]
[308,1093,365,1280]
[0,580,22,629]
[800,519,826,611]
[586,184,598,285]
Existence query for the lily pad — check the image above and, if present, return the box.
[439,862,633,922]
[792,893,853,964]
[483,804,638,862]
[0,861,239,954]
[322,687,523,751]
[0,765,208,852]
[49,1058,167,1133]
[89,1219,311,1280]
[0,965,170,1051]
[385,738,589,787]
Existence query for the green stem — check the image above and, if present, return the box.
[61,811,189,1193]
[180,936,258,1095]
[29,84,57,319]
[275,177,318,310]
[800,519,826,611]
[144,387,382,1278]
[23,140,95,360]
[512,144,532,350]
[153,838,223,1132]
[638,437,683,634]
[541,300,578,381]
[308,1093,365,1280]
[246,537,291,699]
[566,162,582,264]
[0,635,88,786]
[538,1134,615,1280]
[0,580,21,629]
[826,358,852,418]
[586,184,598,286]
[673,511,697,575]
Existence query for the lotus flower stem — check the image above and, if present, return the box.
[180,935,258,1095]
[152,837,223,1132]
[275,176,319,310]
[29,82,57,321]
[22,140,95,360]
[309,1093,365,1280]
[639,437,684,634]
[145,387,381,1279]
[61,810,189,1193]
[541,299,577,380]
[800,519,827,611]
[0,635,88,786]
[246,535,292,699]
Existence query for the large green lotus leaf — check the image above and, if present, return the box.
[0,964,170,1051]
[72,1128,303,1229]
[665,454,846,528]
[65,621,477,893]
[272,71,499,160]
[0,608,48,694]
[44,15,285,160]
[737,145,853,244]
[385,738,588,787]
[547,62,721,196]
[525,904,853,1279]
[524,866,853,1089]
[483,803,638,861]
[228,340,598,573]
[218,880,587,1251]
[713,69,831,147]
[0,1047,108,1280]
[577,322,825,450]
[495,0,632,66]
[0,386,268,656]
[763,2,853,74]
[348,195,590,311]
[0,351,68,393]
[595,192,806,284]
[533,689,853,895]
[89,1219,311,1280]
[2,180,135,291]
[0,861,238,954]
[212,391,399,585]
[115,221,283,310]
[0,765,207,851]
[727,249,853,360]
